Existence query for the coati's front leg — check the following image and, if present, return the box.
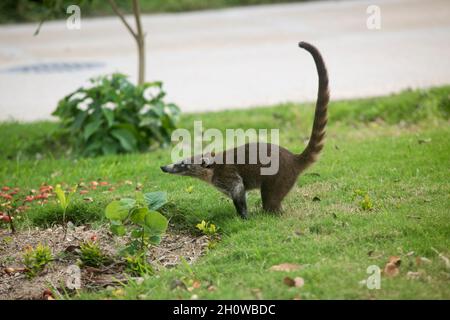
[231,184,248,219]
[213,174,248,219]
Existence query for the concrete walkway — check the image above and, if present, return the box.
[0,0,449,121]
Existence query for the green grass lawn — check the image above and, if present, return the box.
[1,86,449,299]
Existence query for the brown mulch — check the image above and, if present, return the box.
[0,225,209,300]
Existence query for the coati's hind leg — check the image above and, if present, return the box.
[261,181,293,213]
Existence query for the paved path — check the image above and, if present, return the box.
[0,0,449,121]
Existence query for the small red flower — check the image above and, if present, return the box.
[39,185,53,193]
[79,190,89,195]
[1,215,11,222]
[100,181,109,186]
[0,193,13,200]
[90,234,98,242]
[24,196,34,202]
[1,186,10,192]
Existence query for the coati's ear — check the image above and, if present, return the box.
[201,157,213,168]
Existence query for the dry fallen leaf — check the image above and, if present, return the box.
[384,256,401,277]
[431,247,450,269]
[294,277,305,288]
[406,271,421,280]
[384,263,399,277]
[283,277,295,287]
[4,267,25,274]
[416,256,432,266]
[207,285,216,292]
[283,276,305,288]
[4,267,15,274]
[192,280,201,289]
[389,256,402,266]
[251,288,263,300]
[269,263,302,272]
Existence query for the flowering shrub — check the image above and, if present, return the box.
[52,73,181,157]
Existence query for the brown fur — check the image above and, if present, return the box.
[161,42,329,218]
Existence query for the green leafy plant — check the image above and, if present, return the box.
[52,73,180,156]
[105,191,169,255]
[23,243,53,278]
[196,220,218,236]
[353,189,374,211]
[55,184,77,238]
[78,240,107,267]
[124,252,154,276]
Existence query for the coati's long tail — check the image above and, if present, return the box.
[296,41,330,170]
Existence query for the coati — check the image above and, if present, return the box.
[161,41,329,219]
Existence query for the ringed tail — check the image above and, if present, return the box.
[296,41,330,170]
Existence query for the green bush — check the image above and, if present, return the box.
[52,73,180,157]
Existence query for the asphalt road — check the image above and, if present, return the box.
[0,0,449,121]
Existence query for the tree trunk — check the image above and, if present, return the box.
[108,0,146,85]
[133,0,145,85]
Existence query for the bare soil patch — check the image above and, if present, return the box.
[0,225,208,300]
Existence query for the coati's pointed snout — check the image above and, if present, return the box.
[160,164,178,174]
[160,165,169,173]
[160,162,190,175]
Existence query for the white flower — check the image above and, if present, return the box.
[143,86,160,101]
[69,92,86,101]
[104,102,116,110]
[140,104,151,114]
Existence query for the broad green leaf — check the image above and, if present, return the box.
[122,240,141,256]
[83,119,102,141]
[105,199,135,221]
[144,192,167,211]
[130,207,149,225]
[102,108,115,127]
[144,210,168,235]
[83,139,103,156]
[148,235,162,245]
[72,111,87,131]
[120,198,136,209]
[110,223,126,236]
[101,140,119,155]
[111,128,137,152]
[131,228,143,239]
[55,184,67,210]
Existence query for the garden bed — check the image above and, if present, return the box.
[0,225,208,300]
